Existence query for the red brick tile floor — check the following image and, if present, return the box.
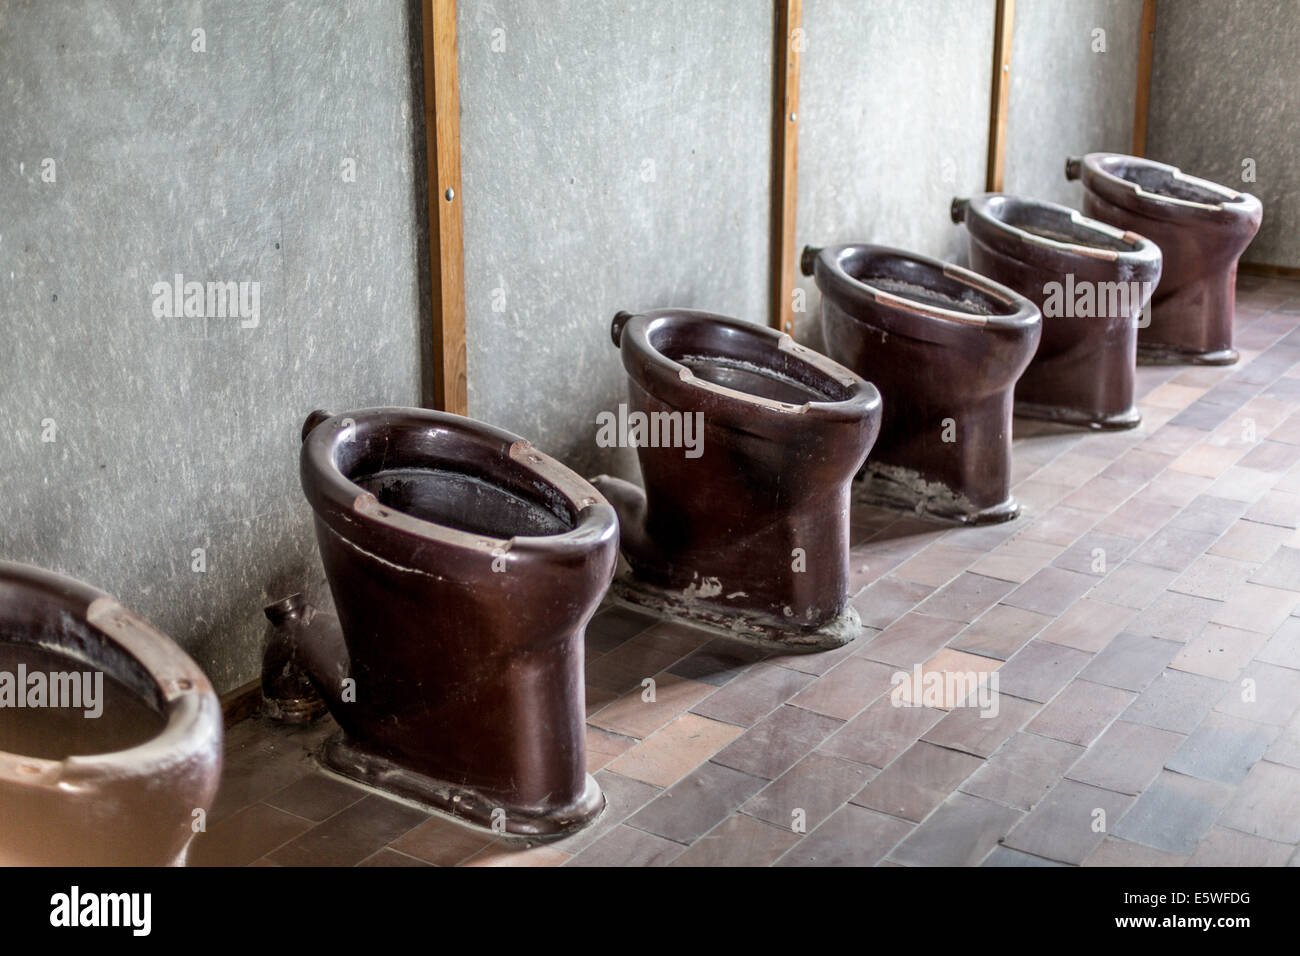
[196,277,1300,867]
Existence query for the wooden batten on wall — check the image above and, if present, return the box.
[769,0,802,334]
[422,0,468,415]
[1132,0,1158,156]
[985,0,1015,192]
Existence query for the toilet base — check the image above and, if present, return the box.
[606,573,862,653]
[316,733,606,840]
[1014,400,1141,432]
[855,463,1020,525]
[263,692,328,724]
[1137,344,1239,366]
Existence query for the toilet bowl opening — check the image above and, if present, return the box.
[0,634,166,761]
[329,419,579,539]
[1107,161,1230,206]
[354,467,573,538]
[677,355,839,405]
[987,200,1133,253]
[847,255,1018,318]
[1018,223,1130,251]
[648,322,854,405]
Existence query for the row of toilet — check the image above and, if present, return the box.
[0,152,1263,861]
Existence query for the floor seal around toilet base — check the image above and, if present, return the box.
[854,464,1020,525]
[1137,344,1239,366]
[604,573,863,654]
[313,733,606,840]
[1013,401,1141,431]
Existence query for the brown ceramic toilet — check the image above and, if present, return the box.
[0,562,222,865]
[1066,153,1262,365]
[803,244,1041,524]
[952,193,1163,429]
[592,309,881,651]
[294,407,618,837]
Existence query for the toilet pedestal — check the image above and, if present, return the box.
[805,244,1042,525]
[594,477,864,653]
[848,384,1023,526]
[1066,153,1262,366]
[594,310,881,653]
[297,408,618,839]
[952,193,1162,430]
[1080,187,1243,366]
[319,734,605,838]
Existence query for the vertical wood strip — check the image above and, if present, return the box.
[422,0,467,415]
[1132,0,1158,156]
[985,0,1015,192]
[770,0,802,334]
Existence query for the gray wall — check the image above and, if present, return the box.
[1146,0,1300,269]
[1003,0,1144,208]
[458,0,773,477]
[0,0,1233,697]
[0,0,426,693]
[794,0,996,344]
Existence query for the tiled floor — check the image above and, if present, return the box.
[196,276,1300,867]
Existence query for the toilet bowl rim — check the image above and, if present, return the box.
[1076,152,1262,222]
[301,406,619,558]
[0,560,222,791]
[808,243,1041,333]
[961,192,1163,274]
[613,308,882,422]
